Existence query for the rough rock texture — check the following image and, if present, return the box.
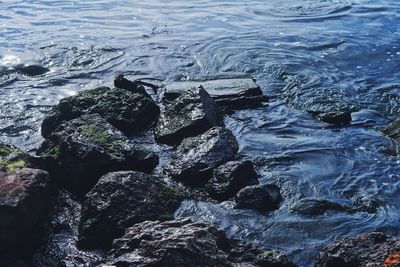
[315,232,400,267]
[164,78,268,110]
[155,86,224,145]
[41,86,160,137]
[114,74,151,98]
[0,143,32,172]
[37,114,158,195]
[205,160,259,201]
[290,198,351,216]
[78,171,183,250]
[33,190,102,267]
[0,168,51,256]
[317,111,352,125]
[167,127,239,187]
[382,119,400,154]
[235,184,282,212]
[107,218,296,267]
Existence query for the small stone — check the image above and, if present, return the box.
[317,111,352,125]
[235,184,282,212]
[290,198,351,216]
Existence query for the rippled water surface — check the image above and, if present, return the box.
[1,1,400,266]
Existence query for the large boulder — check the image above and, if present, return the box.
[41,86,160,137]
[235,184,282,212]
[78,171,183,250]
[315,232,400,267]
[0,168,51,258]
[166,127,239,187]
[155,86,224,145]
[33,190,102,267]
[163,78,268,110]
[37,114,158,195]
[205,160,259,201]
[107,218,296,267]
[382,119,400,154]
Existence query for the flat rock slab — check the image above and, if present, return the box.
[164,78,267,109]
[315,232,400,267]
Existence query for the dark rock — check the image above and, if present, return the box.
[382,119,400,154]
[41,86,160,137]
[235,184,282,212]
[314,111,352,125]
[155,86,224,145]
[167,127,239,187]
[33,190,102,267]
[78,171,183,250]
[0,143,32,172]
[290,198,351,216]
[114,74,151,98]
[14,64,49,76]
[164,78,268,110]
[0,168,51,257]
[106,218,296,267]
[205,160,259,201]
[315,232,400,267]
[37,114,158,195]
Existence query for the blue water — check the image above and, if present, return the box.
[1,1,400,266]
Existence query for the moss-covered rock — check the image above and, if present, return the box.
[0,143,30,172]
[78,171,183,250]
[37,114,158,196]
[41,86,160,137]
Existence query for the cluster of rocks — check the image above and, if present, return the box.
[2,74,400,266]
[0,76,295,266]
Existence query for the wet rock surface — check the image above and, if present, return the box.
[41,86,160,137]
[107,218,296,267]
[78,171,183,250]
[164,78,268,110]
[37,114,158,195]
[155,86,224,145]
[382,119,400,154]
[235,184,282,212]
[0,168,51,258]
[33,190,102,267]
[14,64,49,76]
[114,74,152,98]
[205,160,259,201]
[316,111,352,125]
[167,126,239,187]
[290,198,351,216]
[315,232,400,267]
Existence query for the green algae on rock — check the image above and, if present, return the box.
[0,143,30,171]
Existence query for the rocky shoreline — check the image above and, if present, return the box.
[0,75,399,266]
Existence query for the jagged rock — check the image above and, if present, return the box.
[167,127,239,187]
[78,171,183,250]
[106,218,296,267]
[382,119,400,154]
[315,232,400,267]
[33,190,102,267]
[290,198,351,216]
[37,114,158,195]
[316,111,352,125]
[164,78,268,110]
[41,86,159,137]
[235,184,282,212]
[155,86,224,145]
[205,160,259,201]
[114,74,151,98]
[0,168,51,258]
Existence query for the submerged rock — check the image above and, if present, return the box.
[235,184,282,212]
[33,190,102,267]
[37,114,158,195]
[14,64,49,76]
[290,198,351,216]
[167,127,239,187]
[78,171,183,250]
[0,168,51,257]
[316,111,352,125]
[107,218,296,267]
[205,160,259,201]
[382,119,400,154]
[315,232,400,267]
[41,86,159,137]
[164,78,267,110]
[155,86,224,145]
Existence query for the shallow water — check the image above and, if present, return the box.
[1,0,400,266]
